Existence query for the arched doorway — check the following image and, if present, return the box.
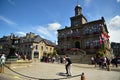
[75,41,80,49]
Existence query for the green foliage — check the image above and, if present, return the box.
[98,49,105,57]
[46,50,58,57]
[53,50,57,56]
[46,52,52,57]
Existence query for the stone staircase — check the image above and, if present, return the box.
[65,54,95,64]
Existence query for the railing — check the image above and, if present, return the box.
[4,64,86,80]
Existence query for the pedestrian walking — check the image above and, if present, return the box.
[65,55,72,76]
[91,57,94,65]
[0,54,6,73]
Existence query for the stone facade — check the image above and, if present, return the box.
[57,4,111,57]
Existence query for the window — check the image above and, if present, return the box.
[67,44,70,49]
[93,40,100,49]
[41,46,43,51]
[93,40,99,46]
[14,40,18,44]
[46,47,48,51]
[36,45,38,50]
[85,41,90,49]
[34,51,39,58]
[86,41,90,47]
[61,34,65,38]
[67,32,71,38]
[85,28,90,34]
[50,48,52,52]
[25,44,27,48]
[93,27,98,33]
[29,44,31,48]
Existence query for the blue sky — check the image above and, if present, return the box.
[0,0,120,43]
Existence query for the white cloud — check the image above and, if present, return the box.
[109,29,120,43]
[37,26,53,38]
[108,15,120,30]
[117,0,120,3]
[107,15,120,43]
[48,22,61,30]
[0,16,17,25]
[15,32,26,36]
[35,22,61,40]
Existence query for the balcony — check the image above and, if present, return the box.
[67,48,71,51]
[72,33,80,39]
[94,46,100,49]
[66,34,71,38]
[58,36,65,40]
[93,29,99,34]
[85,46,90,49]
[71,48,80,51]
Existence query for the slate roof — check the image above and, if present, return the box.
[0,33,56,47]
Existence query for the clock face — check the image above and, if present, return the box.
[73,20,79,25]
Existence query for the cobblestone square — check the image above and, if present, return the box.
[0,62,120,80]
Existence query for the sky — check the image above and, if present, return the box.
[0,0,120,43]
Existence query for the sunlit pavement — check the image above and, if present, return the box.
[0,62,120,80]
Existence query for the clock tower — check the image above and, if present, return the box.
[70,4,87,26]
[75,4,82,16]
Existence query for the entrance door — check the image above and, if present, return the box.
[75,41,80,49]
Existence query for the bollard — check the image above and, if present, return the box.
[0,64,4,73]
[107,65,110,71]
[95,63,97,67]
[0,67,1,73]
[81,73,86,80]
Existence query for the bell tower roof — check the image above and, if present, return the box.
[75,4,81,9]
[75,3,82,16]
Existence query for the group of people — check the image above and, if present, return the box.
[111,57,119,68]
[91,56,110,69]
[41,55,72,76]
[91,56,119,70]
[15,52,31,61]
[41,55,64,63]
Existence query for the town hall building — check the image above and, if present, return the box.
[57,4,111,58]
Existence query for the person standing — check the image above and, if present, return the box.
[0,54,6,73]
[65,55,72,76]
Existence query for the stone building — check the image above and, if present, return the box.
[111,42,120,57]
[18,32,55,60]
[57,4,111,58]
[0,32,55,60]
